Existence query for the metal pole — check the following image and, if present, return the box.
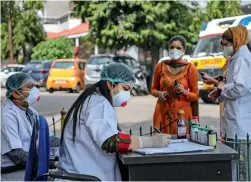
[52,117,56,136]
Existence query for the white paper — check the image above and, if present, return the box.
[133,140,214,155]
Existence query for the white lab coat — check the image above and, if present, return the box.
[1,99,52,180]
[59,95,121,181]
[220,45,251,139]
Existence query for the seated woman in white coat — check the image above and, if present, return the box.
[59,63,171,181]
[1,73,60,181]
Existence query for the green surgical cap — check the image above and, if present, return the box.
[6,73,34,98]
[100,62,136,85]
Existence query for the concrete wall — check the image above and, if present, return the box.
[44,1,70,18]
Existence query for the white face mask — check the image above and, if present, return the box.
[23,87,41,105]
[169,49,184,60]
[112,91,131,107]
[223,46,234,57]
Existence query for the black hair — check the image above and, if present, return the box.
[168,35,187,50]
[60,80,113,144]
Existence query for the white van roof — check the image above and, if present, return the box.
[200,14,251,38]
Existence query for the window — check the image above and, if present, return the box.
[193,35,223,57]
[88,57,112,65]
[24,62,44,69]
[114,57,133,68]
[78,62,86,70]
[52,62,74,69]
[130,58,140,68]
[1,67,11,72]
[44,62,53,68]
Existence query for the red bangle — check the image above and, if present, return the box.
[117,132,131,152]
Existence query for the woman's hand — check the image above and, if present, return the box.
[202,74,219,85]
[158,91,168,101]
[208,88,220,102]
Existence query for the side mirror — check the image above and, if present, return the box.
[4,70,9,74]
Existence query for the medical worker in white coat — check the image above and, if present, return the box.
[208,25,251,181]
[1,73,60,181]
[59,63,171,181]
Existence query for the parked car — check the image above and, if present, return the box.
[22,60,53,88]
[46,59,86,93]
[86,54,143,86]
[0,64,25,87]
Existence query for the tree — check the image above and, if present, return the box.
[1,1,45,64]
[31,37,74,60]
[1,1,16,63]
[73,1,201,69]
[79,36,95,59]
[205,0,242,21]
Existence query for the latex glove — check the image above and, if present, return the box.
[158,91,168,101]
[202,74,219,85]
[138,134,171,148]
[208,88,220,102]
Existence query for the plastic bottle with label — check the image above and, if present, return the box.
[177,108,186,139]
[208,126,217,148]
[194,126,199,142]
[190,120,196,141]
[204,128,209,145]
[198,127,203,143]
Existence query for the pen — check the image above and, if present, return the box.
[153,127,162,133]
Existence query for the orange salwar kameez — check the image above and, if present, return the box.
[151,60,199,134]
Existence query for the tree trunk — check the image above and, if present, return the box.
[8,14,14,64]
[147,45,160,91]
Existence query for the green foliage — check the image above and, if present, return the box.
[1,1,45,63]
[205,0,243,21]
[73,1,203,51]
[31,37,74,60]
[73,0,243,66]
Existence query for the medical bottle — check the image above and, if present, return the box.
[193,116,199,126]
[194,126,199,142]
[190,119,196,141]
[177,108,186,139]
[208,126,217,148]
[204,128,209,145]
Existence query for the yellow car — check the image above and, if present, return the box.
[46,59,86,93]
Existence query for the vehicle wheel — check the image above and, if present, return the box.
[131,89,137,96]
[48,89,54,93]
[74,84,81,93]
[144,90,149,95]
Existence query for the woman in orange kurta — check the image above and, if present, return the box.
[151,35,199,134]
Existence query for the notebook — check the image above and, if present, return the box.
[133,139,214,155]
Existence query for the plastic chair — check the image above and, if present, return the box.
[25,115,101,181]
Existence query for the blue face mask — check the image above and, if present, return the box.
[112,90,131,107]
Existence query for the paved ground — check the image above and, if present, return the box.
[1,88,220,137]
